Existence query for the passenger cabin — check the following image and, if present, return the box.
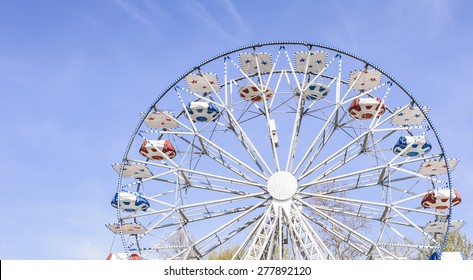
[185,73,220,93]
[187,101,220,122]
[239,85,273,102]
[294,51,327,73]
[391,106,428,126]
[112,163,153,179]
[111,191,150,212]
[393,135,432,157]
[348,69,382,91]
[106,223,147,235]
[421,188,462,210]
[294,83,330,100]
[424,220,465,234]
[418,159,458,176]
[139,139,176,160]
[429,252,465,260]
[239,53,272,74]
[144,111,179,129]
[106,253,142,260]
[348,97,386,119]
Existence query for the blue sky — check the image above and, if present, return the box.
[1,0,472,259]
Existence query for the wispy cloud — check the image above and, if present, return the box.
[182,1,230,38]
[329,0,359,52]
[425,0,453,23]
[114,0,156,30]
[179,0,250,44]
[222,0,250,37]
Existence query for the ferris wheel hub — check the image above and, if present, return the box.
[267,171,298,201]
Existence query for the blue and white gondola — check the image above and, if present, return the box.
[111,191,150,212]
[393,135,432,157]
[187,101,220,122]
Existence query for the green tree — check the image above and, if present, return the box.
[207,246,240,260]
[443,231,473,260]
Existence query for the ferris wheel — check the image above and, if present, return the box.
[107,41,464,260]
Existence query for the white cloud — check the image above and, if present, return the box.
[329,0,359,52]
[222,0,250,36]
[178,0,248,44]
[114,0,156,30]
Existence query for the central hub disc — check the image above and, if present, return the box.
[267,171,298,201]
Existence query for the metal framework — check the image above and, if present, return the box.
[108,41,458,260]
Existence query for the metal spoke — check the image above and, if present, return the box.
[296,198,380,257]
[174,198,270,259]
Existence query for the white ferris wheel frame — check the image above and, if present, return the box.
[111,41,457,260]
